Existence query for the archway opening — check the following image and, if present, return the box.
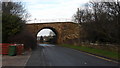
[36,27,58,44]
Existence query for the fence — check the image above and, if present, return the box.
[0,43,24,55]
[0,43,14,55]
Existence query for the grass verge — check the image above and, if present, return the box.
[61,44,120,60]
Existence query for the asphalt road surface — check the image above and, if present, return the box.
[25,44,119,66]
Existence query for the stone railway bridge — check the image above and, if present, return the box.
[26,22,80,44]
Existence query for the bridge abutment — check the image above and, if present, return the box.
[26,22,80,45]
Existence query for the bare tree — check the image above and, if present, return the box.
[73,0,120,44]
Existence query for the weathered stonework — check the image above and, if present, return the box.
[26,22,80,44]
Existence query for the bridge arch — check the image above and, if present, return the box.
[36,27,59,43]
[26,22,80,44]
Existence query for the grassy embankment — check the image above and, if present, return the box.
[61,44,120,60]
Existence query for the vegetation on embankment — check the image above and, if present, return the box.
[61,44,120,60]
[73,1,120,44]
[2,2,37,50]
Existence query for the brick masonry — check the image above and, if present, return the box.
[26,22,80,44]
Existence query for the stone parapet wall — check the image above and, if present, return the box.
[26,22,80,44]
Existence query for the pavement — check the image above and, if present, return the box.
[2,44,119,67]
[0,55,2,68]
[2,51,31,67]
[25,44,119,66]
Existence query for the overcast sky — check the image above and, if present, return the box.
[1,0,90,36]
[2,0,119,23]
[23,0,90,23]
[2,0,119,36]
[24,0,89,36]
[37,29,53,36]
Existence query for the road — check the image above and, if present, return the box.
[25,44,118,66]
